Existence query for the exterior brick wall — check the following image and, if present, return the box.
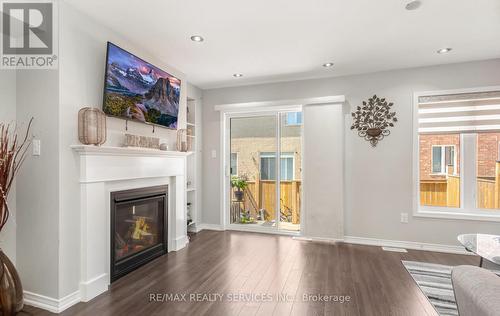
[419,133,500,181]
[229,115,302,182]
[231,136,302,181]
[419,134,460,181]
[477,133,500,178]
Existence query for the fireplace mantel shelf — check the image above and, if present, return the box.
[71,145,194,157]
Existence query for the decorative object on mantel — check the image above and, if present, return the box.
[176,129,188,152]
[0,118,33,315]
[350,95,397,147]
[159,143,169,151]
[78,107,106,146]
[124,134,160,149]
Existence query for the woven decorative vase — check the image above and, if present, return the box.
[176,129,188,152]
[78,107,106,145]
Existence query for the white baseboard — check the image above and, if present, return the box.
[187,223,198,233]
[293,236,344,243]
[173,235,189,251]
[79,273,108,302]
[343,236,469,255]
[196,223,299,237]
[195,223,225,232]
[24,290,81,313]
[292,235,469,255]
[226,224,299,236]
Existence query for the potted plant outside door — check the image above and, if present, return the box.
[231,176,248,202]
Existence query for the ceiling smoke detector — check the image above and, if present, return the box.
[405,0,422,11]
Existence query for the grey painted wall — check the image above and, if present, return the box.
[202,59,500,246]
[16,70,60,298]
[0,70,17,262]
[302,103,344,239]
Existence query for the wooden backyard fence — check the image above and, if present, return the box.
[420,161,500,209]
[232,180,301,224]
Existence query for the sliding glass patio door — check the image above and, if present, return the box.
[227,111,302,232]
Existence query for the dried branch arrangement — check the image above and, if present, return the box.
[0,118,33,233]
[350,95,397,147]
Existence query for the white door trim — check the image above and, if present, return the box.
[214,96,345,112]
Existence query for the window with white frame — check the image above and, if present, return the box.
[230,153,238,176]
[431,145,456,174]
[260,152,294,181]
[417,89,500,213]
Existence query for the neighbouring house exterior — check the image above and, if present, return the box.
[419,133,500,181]
[230,137,302,181]
[230,114,302,181]
[419,134,461,181]
[476,133,500,179]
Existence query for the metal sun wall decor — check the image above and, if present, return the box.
[350,95,397,147]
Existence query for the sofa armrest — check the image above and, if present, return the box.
[452,265,500,316]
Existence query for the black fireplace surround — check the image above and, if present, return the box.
[110,185,168,282]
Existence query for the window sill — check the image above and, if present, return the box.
[415,209,500,222]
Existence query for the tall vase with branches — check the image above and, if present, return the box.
[0,118,32,315]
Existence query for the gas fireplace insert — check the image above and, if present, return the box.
[110,185,168,282]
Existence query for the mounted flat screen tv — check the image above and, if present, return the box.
[102,42,181,129]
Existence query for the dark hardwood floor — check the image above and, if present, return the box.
[22,230,478,316]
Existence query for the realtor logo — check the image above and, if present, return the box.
[1,0,58,69]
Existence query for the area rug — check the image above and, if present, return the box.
[402,260,458,316]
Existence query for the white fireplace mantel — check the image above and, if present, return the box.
[71,145,193,157]
[71,145,191,302]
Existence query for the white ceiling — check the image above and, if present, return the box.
[65,0,500,89]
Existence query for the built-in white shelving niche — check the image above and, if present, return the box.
[186,97,201,232]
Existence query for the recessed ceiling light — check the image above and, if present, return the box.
[437,47,452,54]
[405,0,422,10]
[322,62,334,68]
[190,35,204,42]
[233,73,243,78]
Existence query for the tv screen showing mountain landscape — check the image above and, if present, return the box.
[103,42,181,129]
